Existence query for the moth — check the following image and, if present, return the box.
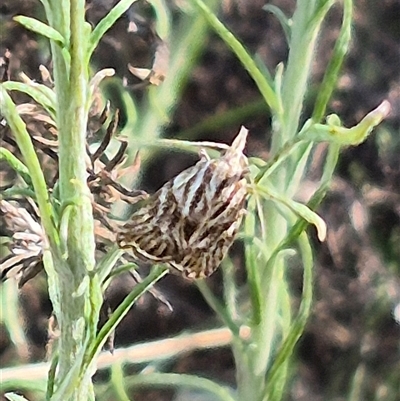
[117,127,249,279]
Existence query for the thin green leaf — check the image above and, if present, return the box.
[2,81,57,121]
[125,372,236,401]
[134,138,228,157]
[251,252,285,376]
[274,62,284,116]
[120,82,139,128]
[192,0,280,115]
[46,353,59,399]
[285,141,314,194]
[88,0,140,57]
[0,375,47,395]
[263,4,291,43]
[13,16,65,46]
[86,273,103,347]
[151,0,172,40]
[277,0,335,146]
[42,247,59,299]
[302,101,391,146]
[0,147,32,185]
[0,187,36,199]
[59,204,74,260]
[97,246,125,284]
[253,54,274,87]
[86,266,169,368]
[258,145,340,286]
[105,262,139,283]
[48,339,88,401]
[312,0,353,122]
[308,0,337,35]
[253,136,303,183]
[37,0,50,14]
[253,183,327,241]
[242,198,263,325]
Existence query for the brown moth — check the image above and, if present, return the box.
[117,126,249,279]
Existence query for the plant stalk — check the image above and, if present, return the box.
[47,1,97,399]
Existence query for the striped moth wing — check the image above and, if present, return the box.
[117,127,249,279]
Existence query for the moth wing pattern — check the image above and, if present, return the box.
[117,127,249,279]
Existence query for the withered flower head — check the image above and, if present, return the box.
[117,126,249,279]
[0,200,45,286]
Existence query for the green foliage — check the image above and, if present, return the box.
[0,0,391,401]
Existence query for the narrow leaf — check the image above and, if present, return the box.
[126,372,236,401]
[254,183,327,241]
[13,16,65,46]
[263,4,291,43]
[192,0,280,115]
[2,81,56,119]
[88,0,139,57]
[0,147,32,185]
[97,246,124,284]
[312,0,353,121]
[302,100,391,146]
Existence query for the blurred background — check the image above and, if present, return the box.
[1,0,399,400]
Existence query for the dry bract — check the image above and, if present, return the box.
[0,199,45,286]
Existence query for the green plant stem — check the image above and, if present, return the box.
[47,267,168,400]
[264,232,314,400]
[235,2,342,398]
[278,0,335,148]
[312,0,353,122]
[48,265,167,401]
[196,280,241,336]
[46,1,97,399]
[110,363,130,401]
[244,1,331,390]
[252,253,284,376]
[243,199,263,325]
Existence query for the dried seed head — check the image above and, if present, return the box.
[117,127,249,279]
[1,66,150,286]
[0,200,45,286]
